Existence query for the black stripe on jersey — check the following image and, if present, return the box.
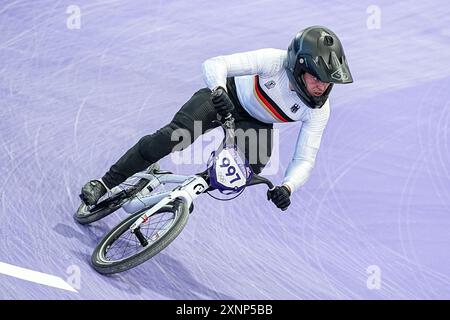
[255,75,295,122]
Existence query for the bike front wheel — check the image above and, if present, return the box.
[91,199,189,274]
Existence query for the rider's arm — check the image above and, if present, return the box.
[201,48,286,91]
[282,101,330,193]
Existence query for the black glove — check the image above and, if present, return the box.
[211,86,235,118]
[267,185,291,211]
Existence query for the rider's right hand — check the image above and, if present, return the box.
[211,86,235,117]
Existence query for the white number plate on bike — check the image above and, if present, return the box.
[214,148,246,189]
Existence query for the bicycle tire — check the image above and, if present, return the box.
[91,199,189,274]
[75,163,160,225]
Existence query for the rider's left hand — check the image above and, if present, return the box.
[267,185,291,211]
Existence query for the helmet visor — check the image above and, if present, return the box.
[314,53,353,84]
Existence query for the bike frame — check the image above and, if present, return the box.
[121,173,189,213]
[122,114,260,233]
[123,172,209,232]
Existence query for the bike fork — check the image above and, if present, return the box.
[128,176,208,247]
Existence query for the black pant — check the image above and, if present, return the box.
[102,80,273,189]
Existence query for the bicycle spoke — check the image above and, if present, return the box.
[141,213,174,242]
[118,233,139,258]
[100,207,180,263]
[106,232,133,260]
[106,232,141,261]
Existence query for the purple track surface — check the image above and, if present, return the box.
[1,0,450,299]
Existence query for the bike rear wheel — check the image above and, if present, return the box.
[91,199,189,274]
[75,163,160,225]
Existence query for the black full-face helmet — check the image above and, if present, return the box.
[285,26,353,109]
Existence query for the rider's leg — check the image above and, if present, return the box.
[234,119,273,174]
[101,88,220,189]
[81,88,219,205]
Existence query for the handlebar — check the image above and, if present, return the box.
[200,172,274,194]
[247,174,274,190]
[204,113,275,191]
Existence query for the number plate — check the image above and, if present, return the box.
[213,148,247,190]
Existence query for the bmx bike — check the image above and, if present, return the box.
[75,113,274,274]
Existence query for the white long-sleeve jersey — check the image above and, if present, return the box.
[202,48,330,193]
